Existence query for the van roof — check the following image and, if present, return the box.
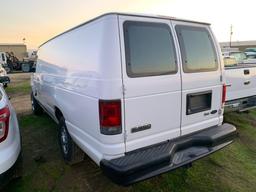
[40,12,210,48]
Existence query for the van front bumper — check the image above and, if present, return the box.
[100,123,237,186]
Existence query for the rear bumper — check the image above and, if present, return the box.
[100,123,237,186]
[0,76,10,84]
[0,152,22,189]
[225,95,256,112]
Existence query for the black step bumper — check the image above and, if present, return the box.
[100,123,237,186]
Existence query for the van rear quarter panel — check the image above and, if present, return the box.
[36,15,125,163]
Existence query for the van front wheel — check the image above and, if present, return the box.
[58,117,84,165]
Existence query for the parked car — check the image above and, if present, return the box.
[22,51,37,73]
[0,53,7,67]
[244,48,256,57]
[0,52,12,87]
[0,66,10,88]
[223,51,256,65]
[0,85,22,189]
[0,52,11,73]
[224,51,247,64]
[31,13,237,185]
[247,55,256,59]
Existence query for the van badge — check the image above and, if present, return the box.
[131,124,151,133]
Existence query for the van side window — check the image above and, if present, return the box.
[124,21,177,77]
[176,25,218,73]
[1,54,5,62]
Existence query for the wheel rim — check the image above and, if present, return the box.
[61,126,69,155]
[31,99,35,111]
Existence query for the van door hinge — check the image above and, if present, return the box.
[122,84,126,95]
[220,75,223,82]
[124,130,128,142]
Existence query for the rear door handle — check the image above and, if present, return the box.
[244,69,250,75]
[211,110,217,114]
[244,80,250,85]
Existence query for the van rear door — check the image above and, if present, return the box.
[173,22,223,135]
[118,16,182,152]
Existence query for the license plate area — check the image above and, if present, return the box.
[186,91,212,115]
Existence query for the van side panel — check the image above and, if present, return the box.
[35,15,125,164]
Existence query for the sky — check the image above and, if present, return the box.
[1,0,255,49]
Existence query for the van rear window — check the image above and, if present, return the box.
[124,21,177,77]
[176,25,218,73]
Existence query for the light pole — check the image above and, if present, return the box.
[229,25,233,48]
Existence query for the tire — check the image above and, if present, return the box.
[58,117,84,165]
[31,92,43,115]
[3,83,7,88]
[13,152,23,179]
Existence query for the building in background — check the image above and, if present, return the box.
[0,44,27,61]
[220,41,256,52]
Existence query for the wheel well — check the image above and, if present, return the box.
[55,107,63,122]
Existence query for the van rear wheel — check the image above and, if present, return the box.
[31,93,43,115]
[58,117,84,165]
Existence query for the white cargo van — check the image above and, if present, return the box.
[31,13,237,185]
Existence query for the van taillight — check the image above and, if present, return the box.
[99,100,122,135]
[0,106,10,143]
[222,84,227,106]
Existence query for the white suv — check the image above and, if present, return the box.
[31,13,237,185]
[0,85,22,189]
